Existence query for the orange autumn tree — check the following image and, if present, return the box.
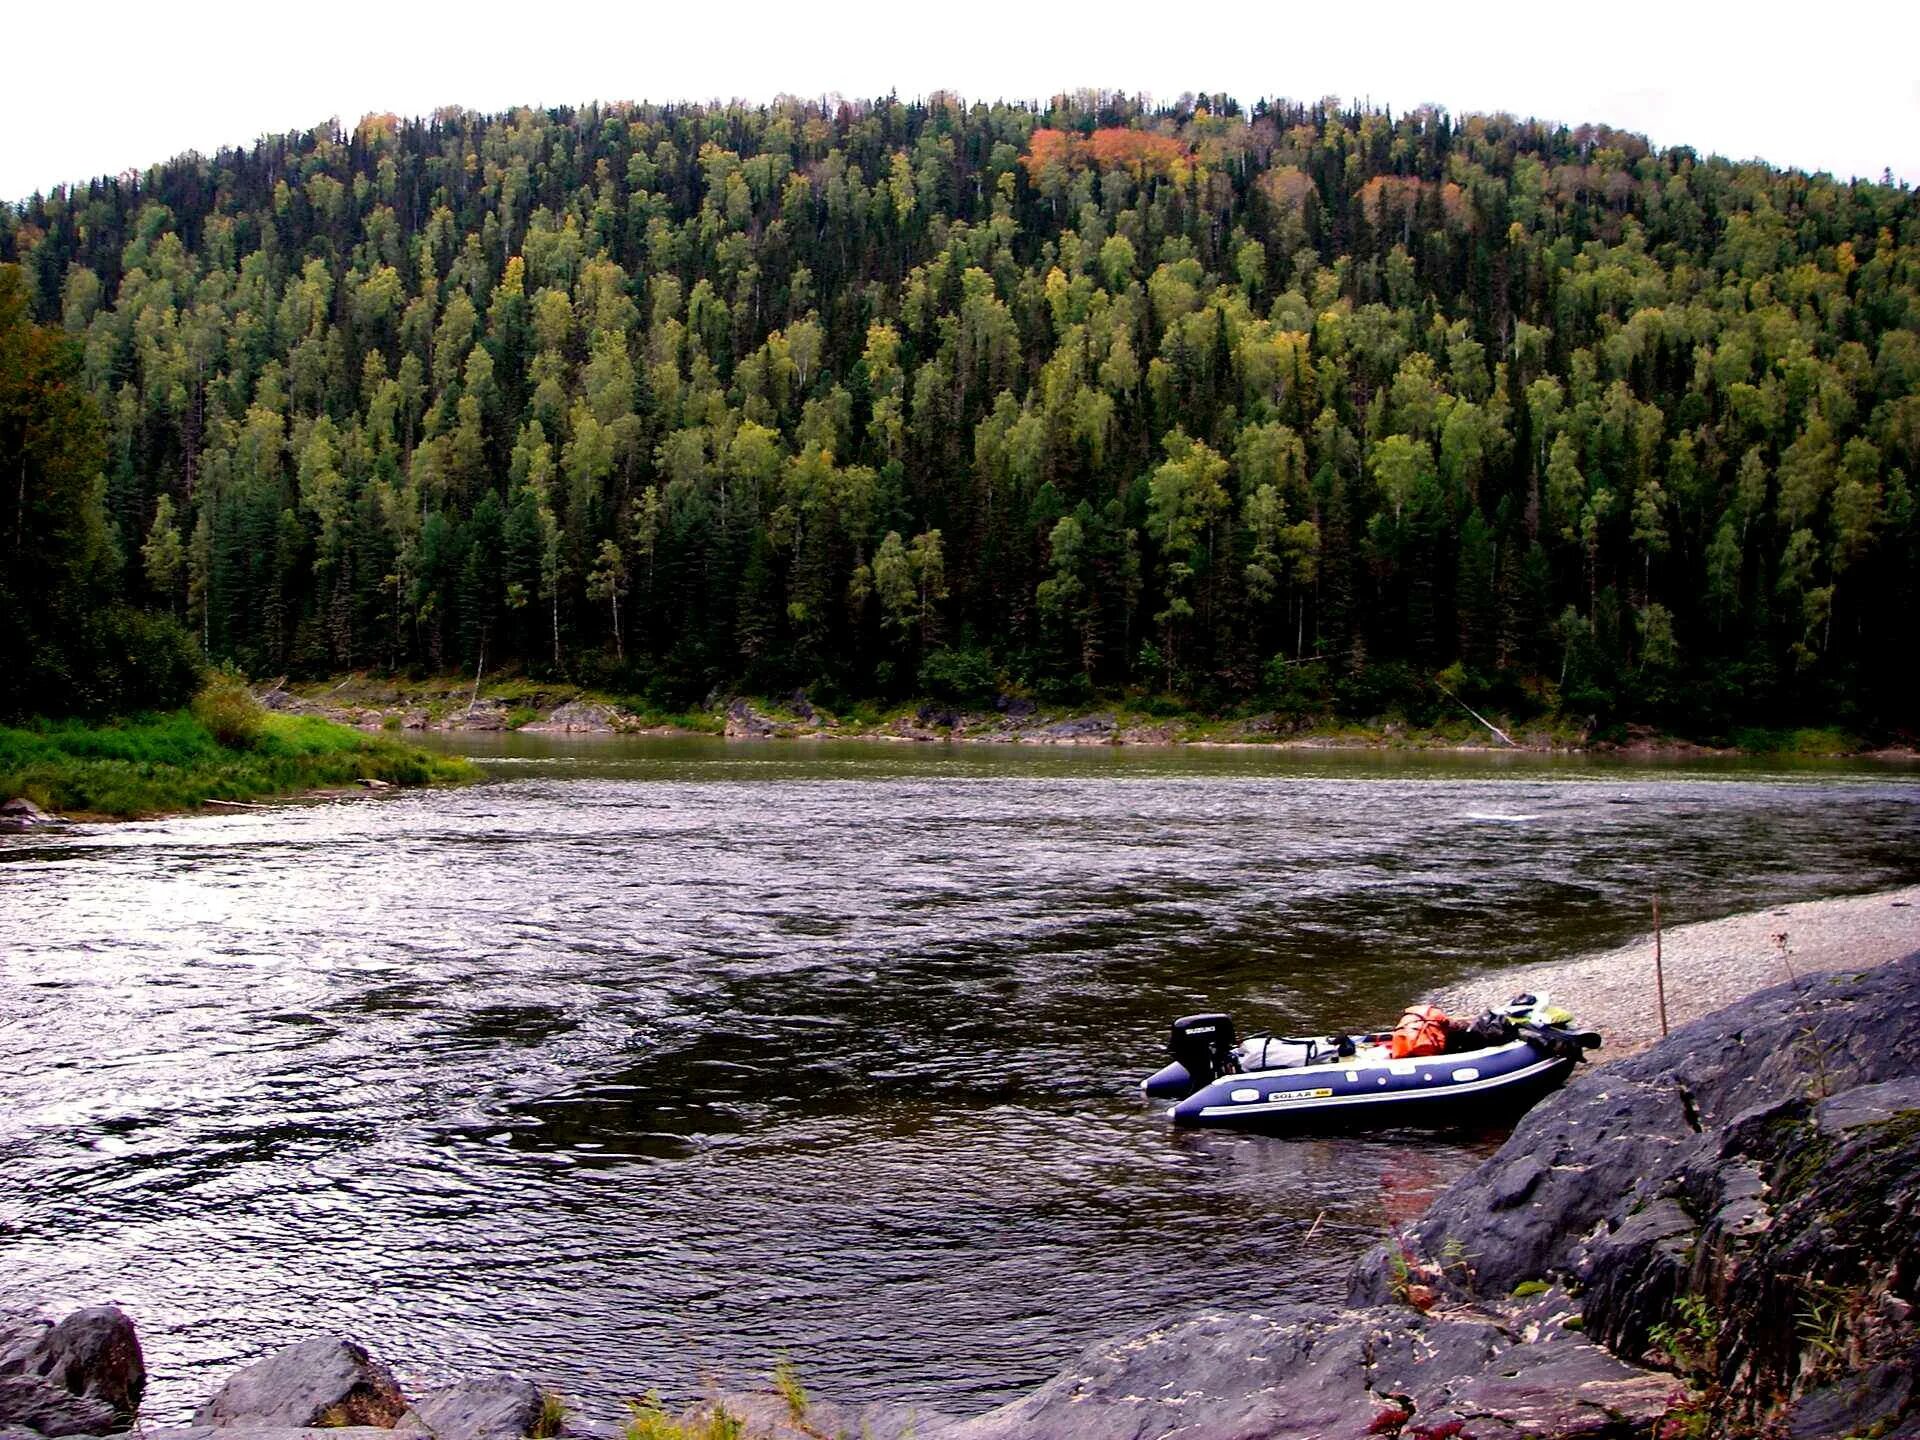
[1022,127,1190,181]
[1357,174,1469,231]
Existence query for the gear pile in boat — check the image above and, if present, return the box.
[1141,994,1601,1130]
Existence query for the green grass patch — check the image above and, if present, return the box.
[609,698,725,733]
[1727,726,1861,756]
[0,709,477,818]
[623,1396,742,1440]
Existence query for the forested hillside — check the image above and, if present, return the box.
[5,92,1917,734]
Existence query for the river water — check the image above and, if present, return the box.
[3,739,1916,1421]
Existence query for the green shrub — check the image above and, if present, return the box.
[191,672,265,749]
[919,646,998,706]
[1264,657,1329,717]
[1334,660,1424,721]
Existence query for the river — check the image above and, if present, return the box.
[3,738,1916,1422]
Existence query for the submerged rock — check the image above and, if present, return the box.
[195,1338,407,1430]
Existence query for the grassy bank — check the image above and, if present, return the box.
[0,708,478,819]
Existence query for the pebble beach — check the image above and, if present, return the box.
[1434,884,1920,1058]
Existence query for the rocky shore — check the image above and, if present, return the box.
[259,679,1920,756]
[9,952,1917,1440]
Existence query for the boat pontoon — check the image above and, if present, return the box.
[1142,997,1599,1131]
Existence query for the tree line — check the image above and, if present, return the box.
[3,91,1916,733]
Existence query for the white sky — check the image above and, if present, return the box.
[5,0,1917,203]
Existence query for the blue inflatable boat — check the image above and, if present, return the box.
[1141,1000,1598,1131]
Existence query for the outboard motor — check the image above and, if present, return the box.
[1170,1013,1237,1083]
[1141,1012,1242,1100]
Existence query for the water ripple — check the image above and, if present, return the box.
[2,739,1915,1420]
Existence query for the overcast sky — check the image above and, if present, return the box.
[6,0,1916,202]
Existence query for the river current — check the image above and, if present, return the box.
[3,739,1916,1421]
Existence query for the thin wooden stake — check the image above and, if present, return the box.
[1653,884,1669,1038]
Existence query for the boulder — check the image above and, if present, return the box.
[395,1376,547,1440]
[0,1306,144,1435]
[0,798,61,832]
[445,702,509,733]
[520,702,616,735]
[1020,712,1114,744]
[723,700,777,739]
[194,1338,406,1430]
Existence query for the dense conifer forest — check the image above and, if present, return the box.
[4,92,1917,734]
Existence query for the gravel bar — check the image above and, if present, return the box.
[1431,884,1920,1059]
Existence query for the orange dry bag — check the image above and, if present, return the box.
[1390,1005,1451,1059]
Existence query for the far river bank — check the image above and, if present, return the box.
[264,673,1920,760]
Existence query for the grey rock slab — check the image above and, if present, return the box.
[137,1427,400,1440]
[394,1376,544,1440]
[930,1305,1378,1440]
[194,1338,406,1430]
[0,1380,116,1438]
[0,1322,49,1378]
[1815,1074,1920,1134]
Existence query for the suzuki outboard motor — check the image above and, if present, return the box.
[1143,1013,1239,1099]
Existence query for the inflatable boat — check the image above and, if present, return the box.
[1141,998,1599,1131]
